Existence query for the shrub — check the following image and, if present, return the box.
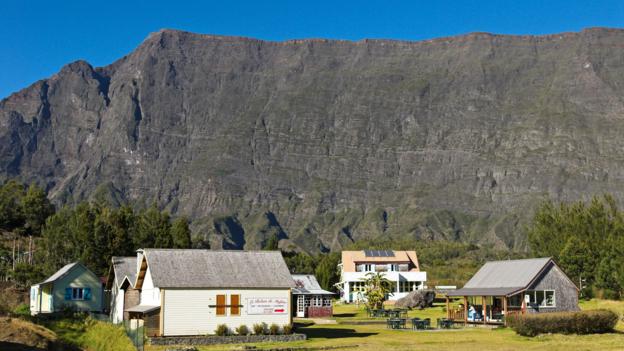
[507,309,618,337]
[80,320,135,351]
[252,323,266,335]
[235,324,250,335]
[12,303,31,318]
[269,323,280,335]
[282,324,293,334]
[215,324,229,336]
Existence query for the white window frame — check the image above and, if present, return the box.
[525,290,556,308]
[71,287,85,301]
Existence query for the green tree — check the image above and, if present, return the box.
[171,216,192,248]
[595,250,622,299]
[558,236,591,285]
[0,180,25,230]
[135,203,172,248]
[283,252,317,274]
[360,272,393,309]
[21,183,54,235]
[315,252,340,291]
[263,233,280,250]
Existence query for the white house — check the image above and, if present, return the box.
[128,249,294,336]
[105,256,138,324]
[337,250,427,303]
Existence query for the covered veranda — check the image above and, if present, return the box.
[445,287,526,326]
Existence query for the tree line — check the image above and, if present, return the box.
[528,194,624,299]
[0,180,192,286]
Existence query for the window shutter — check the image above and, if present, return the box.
[216,295,226,316]
[84,288,92,300]
[230,294,240,315]
[65,288,72,300]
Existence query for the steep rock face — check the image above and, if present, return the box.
[3,28,624,252]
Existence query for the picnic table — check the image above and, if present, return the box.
[437,318,454,329]
[411,318,431,330]
[387,318,407,329]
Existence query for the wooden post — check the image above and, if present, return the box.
[463,296,468,323]
[503,296,508,326]
[445,296,450,319]
[12,237,16,271]
[482,296,487,325]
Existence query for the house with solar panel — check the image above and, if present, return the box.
[445,257,579,325]
[30,262,104,315]
[337,250,427,303]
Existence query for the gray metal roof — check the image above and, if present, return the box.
[112,256,137,288]
[292,274,334,295]
[143,249,295,288]
[448,257,552,297]
[37,262,81,285]
[447,287,524,297]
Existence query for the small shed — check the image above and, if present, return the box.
[291,274,334,318]
[446,257,579,325]
[105,256,139,324]
[30,262,103,315]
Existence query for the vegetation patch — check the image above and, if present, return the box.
[507,309,619,337]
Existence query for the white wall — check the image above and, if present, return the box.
[341,271,428,302]
[110,284,125,324]
[162,288,291,336]
[140,267,160,305]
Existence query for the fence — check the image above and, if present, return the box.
[124,319,145,351]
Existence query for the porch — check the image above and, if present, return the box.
[445,294,526,326]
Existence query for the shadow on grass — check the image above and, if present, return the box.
[333,313,357,318]
[299,327,378,339]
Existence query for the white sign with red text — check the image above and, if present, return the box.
[246,297,288,315]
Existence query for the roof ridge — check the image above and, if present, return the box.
[484,257,551,264]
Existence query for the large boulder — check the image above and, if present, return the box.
[394,290,436,309]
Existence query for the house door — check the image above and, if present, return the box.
[297,295,305,317]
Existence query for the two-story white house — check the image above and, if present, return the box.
[338,250,427,303]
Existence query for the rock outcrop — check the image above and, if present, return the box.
[3,28,624,252]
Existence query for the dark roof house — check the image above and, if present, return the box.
[446,257,579,325]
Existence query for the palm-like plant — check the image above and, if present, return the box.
[360,272,394,309]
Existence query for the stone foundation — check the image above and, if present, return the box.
[149,333,306,346]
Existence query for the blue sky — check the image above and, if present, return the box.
[2,0,624,99]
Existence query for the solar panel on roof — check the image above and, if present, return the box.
[363,249,395,257]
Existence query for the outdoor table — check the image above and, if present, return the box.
[437,318,453,329]
[387,310,401,318]
[412,318,426,330]
[387,318,406,329]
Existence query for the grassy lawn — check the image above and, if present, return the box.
[146,299,624,351]
[44,316,135,351]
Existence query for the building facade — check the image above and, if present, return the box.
[105,256,139,324]
[129,249,294,337]
[338,250,427,303]
[446,257,579,325]
[291,274,334,318]
[30,262,103,315]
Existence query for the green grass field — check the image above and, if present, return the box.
[147,299,624,351]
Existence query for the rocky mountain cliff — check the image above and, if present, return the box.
[3,28,624,252]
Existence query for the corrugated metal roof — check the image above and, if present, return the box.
[144,249,295,288]
[37,262,81,285]
[292,274,334,295]
[112,256,137,288]
[463,258,551,289]
[447,287,524,297]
